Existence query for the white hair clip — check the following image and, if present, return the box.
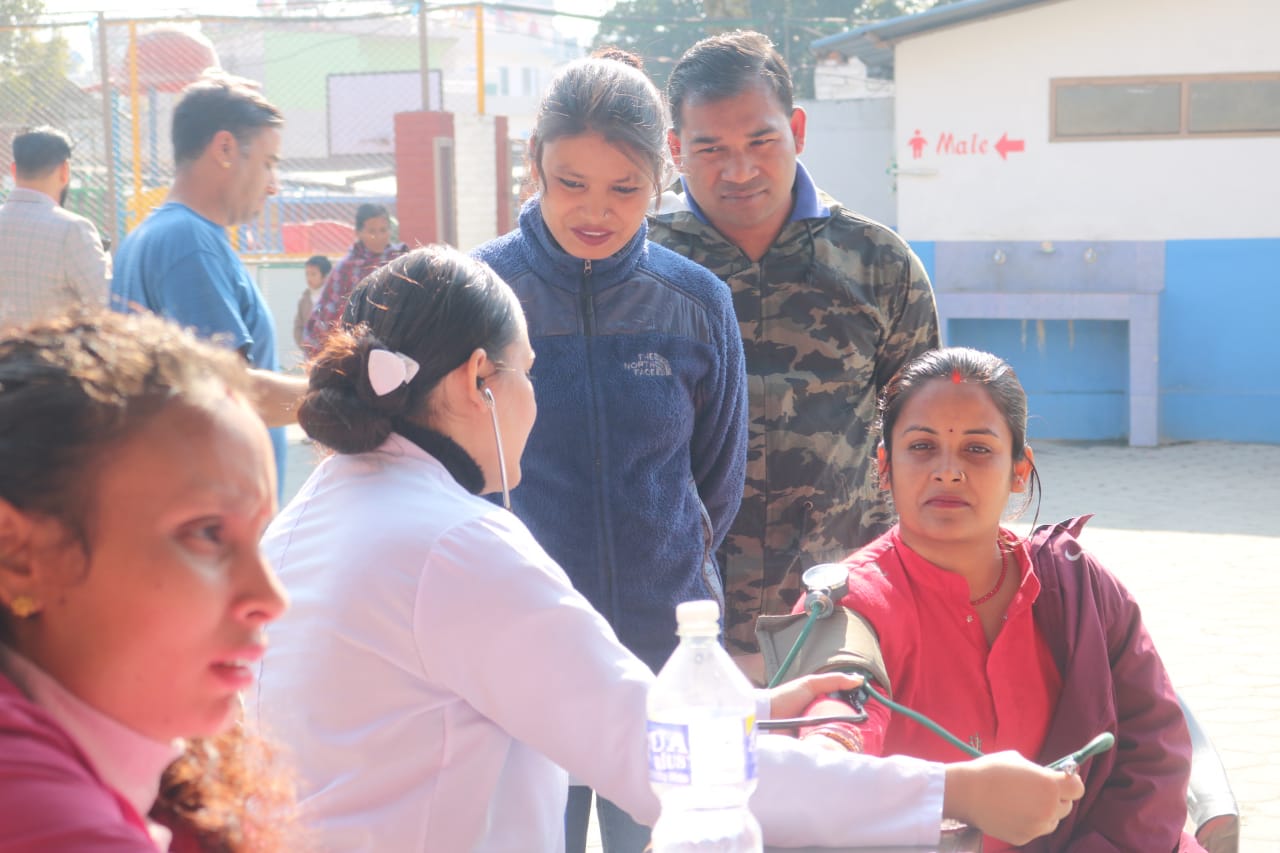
[367,348,420,396]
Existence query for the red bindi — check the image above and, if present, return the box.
[950,368,963,384]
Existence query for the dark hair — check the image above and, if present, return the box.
[0,312,248,550]
[0,311,296,851]
[172,73,283,166]
[305,254,332,277]
[354,203,389,231]
[11,126,72,178]
[530,48,668,197]
[300,246,522,455]
[878,347,1041,520]
[667,30,794,134]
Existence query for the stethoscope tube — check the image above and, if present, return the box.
[770,574,1111,770]
[766,592,982,758]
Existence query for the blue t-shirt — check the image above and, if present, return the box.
[112,202,287,489]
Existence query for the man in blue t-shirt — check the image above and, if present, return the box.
[113,75,306,490]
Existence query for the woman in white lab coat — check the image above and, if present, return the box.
[254,245,1082,852]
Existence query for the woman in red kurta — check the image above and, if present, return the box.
[792,347,1202,853]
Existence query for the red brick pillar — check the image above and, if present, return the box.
[494,115,512,236]
[394,111,455,247]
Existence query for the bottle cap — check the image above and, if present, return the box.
[675,599,720,626]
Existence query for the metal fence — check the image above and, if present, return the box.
[1,4,580,259]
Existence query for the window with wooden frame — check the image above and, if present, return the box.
[1051,72,1280,140]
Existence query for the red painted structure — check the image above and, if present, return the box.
[394,111,514,248]
[281,220,356,256]
[394,111,455,247]
[114,28,220,92]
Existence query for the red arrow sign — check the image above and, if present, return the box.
[995,133,1025,160]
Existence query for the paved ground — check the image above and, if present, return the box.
[1015,441,1280,852]
[282,438,1280,851]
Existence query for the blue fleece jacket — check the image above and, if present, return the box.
[473,200,747,672]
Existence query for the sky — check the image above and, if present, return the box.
[43,0,258,16]
[40,0,615,31]
[38,0,613,83]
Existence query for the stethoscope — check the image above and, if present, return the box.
[482,386,511,511]
[756,563,1114,772]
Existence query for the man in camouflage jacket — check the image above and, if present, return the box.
[649,31,939,677]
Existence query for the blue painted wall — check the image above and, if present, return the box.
[911,238,1128,441]
[909,237,1280,444]
[948,319,1129,441]
[1162,239,1280,443]
[912,240,935,282]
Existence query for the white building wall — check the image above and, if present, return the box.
[798,98,897,227]
[813,56,895,101]
[453,113,499,251]
[892,0,1280,241]
[438,3,582,138]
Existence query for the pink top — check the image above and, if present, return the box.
[0,644,181,851]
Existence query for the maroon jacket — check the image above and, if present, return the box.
[1025,516,1202,853]
[0,670,199,852]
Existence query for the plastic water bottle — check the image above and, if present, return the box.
[646,600,762,853]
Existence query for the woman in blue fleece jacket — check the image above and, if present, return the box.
[472,50,747,853]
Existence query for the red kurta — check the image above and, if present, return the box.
[829,527,1062,852]
[798,517,1201,853]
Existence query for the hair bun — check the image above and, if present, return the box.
[592,46,645,71]
[299,327,404,453]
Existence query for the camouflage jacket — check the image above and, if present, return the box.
[648,171,939,654]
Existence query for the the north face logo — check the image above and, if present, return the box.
[624,352,672,377]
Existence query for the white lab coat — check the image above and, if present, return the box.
[255,434,945,851]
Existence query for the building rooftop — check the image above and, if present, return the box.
[811,0,1061,76]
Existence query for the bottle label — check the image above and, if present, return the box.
[647,715,757,786]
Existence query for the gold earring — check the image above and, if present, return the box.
[222,161,231,169]
[9,595,39,619]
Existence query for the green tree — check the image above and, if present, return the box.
[594,0,952,99]
[1,0,72,128]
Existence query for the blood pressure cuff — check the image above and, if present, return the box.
[755,608,892,698]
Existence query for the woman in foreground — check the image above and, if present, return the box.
[792,347,1201,852]
[0,312,293,851]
